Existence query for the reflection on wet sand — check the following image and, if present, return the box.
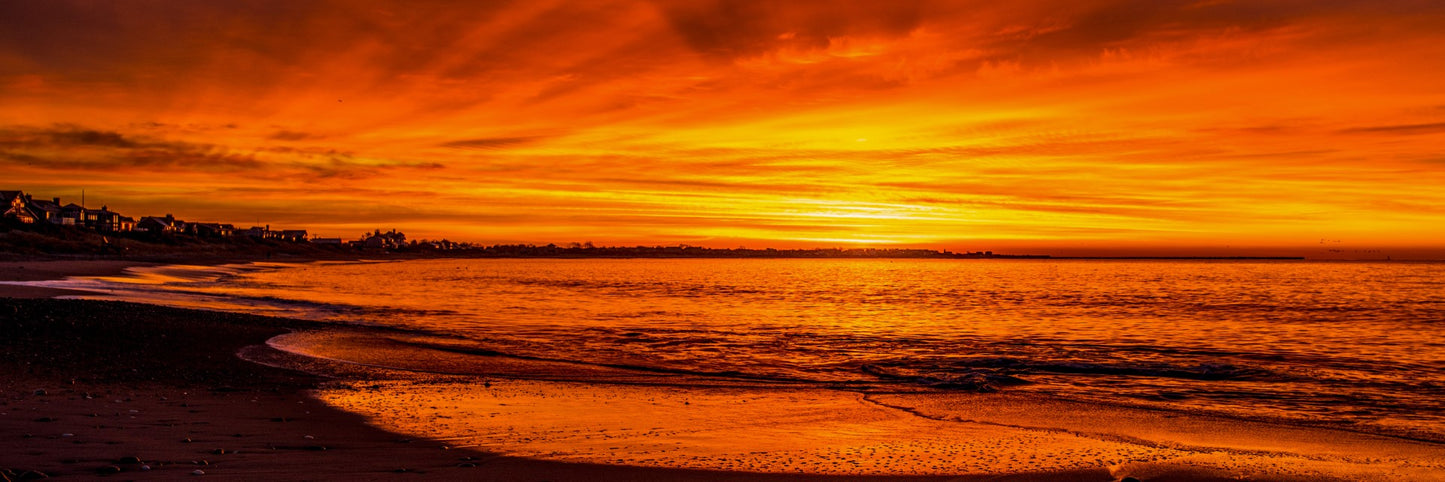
[266,329,1445,480]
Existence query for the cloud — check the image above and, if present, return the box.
[0,124,449,181]
[438,136,546,150]
[0,125,147,150]
[268,130,322,141]
[48,128,141,148]
[652,0,926,59]
[1339,121,1445,135]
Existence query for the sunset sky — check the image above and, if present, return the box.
[4,0,1445,257]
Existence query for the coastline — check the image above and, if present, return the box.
[1,297,1125,481]
[3,260,1442,480]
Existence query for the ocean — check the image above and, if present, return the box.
[40,258,1445,442]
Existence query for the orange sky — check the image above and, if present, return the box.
[4,1,1445,257]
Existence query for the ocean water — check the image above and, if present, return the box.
[40,258,1445,440]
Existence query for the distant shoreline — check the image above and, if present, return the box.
[2,220,1419,261]
[1047,256,1307,260]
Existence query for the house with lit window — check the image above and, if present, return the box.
[137,215,185,233]
[26,196,63,224]
[1,191,38,224]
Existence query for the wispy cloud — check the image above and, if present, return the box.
[439,136,548,150]
[1339,122,1445,135]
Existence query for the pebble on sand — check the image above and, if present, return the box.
[191,469,205,476]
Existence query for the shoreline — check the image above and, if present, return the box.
[0,259,158,298]
[3,259,1442,480]
[1,298,1129,481]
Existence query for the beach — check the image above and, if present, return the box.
[3,260,1444,481]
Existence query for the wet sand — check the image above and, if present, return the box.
[0,260,156,298]
[272,330,1445,481]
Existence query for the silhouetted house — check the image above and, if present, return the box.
[59,204,86,227]
[193,223,235,237]
[243,226,270,238]
[1,191,38,224]
[279,230,308,242]
[137,215,183,233]
[168,216,189,234]
[26,196,63,224]
[312,237,342,245]
[87,206,132,232]
[136,217,170,233]
[359,229,406,249]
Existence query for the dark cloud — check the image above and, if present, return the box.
[977,0,1445,65]
[262,145,356,158]
[439,136,545,150]
[0,126,149,150]
[0,0,524,89]
[268,130,321,141]
[0,124,445,179]
[0,150,44,163]
[652,0,926,59]
[0,126,261,171]
[1339,121,1445,135]
[49,128,141,148]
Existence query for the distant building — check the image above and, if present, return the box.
[243,225,285,239]
[193,223,235,237]
[26,196,63,224]
[137,215,184,233]
[312,237,343,245]
[7,188,340,246]
[59,204,86,227]
[359,229,406,249]
[87,206,132,232]
[1,191,38,224]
